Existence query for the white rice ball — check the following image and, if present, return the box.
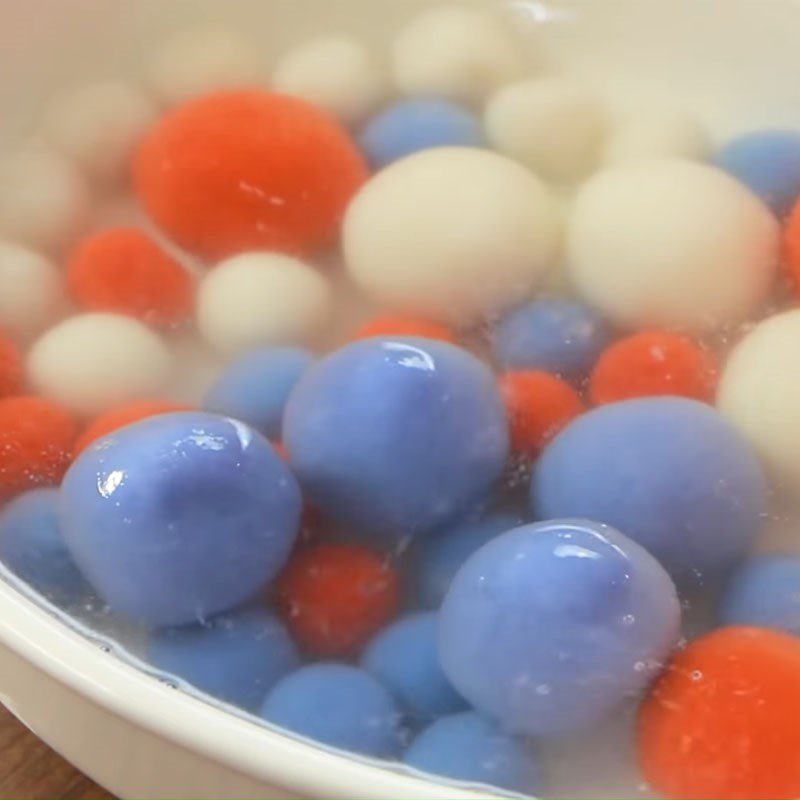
[485,78,608,182]
[0,148,90,252]
[344,147,561,324]
[28,313,172,416]
[43,80,157,183]
[0,241,64,340]
[273,37,387,123]
[603,109,710,165]
[568,159,779,331]
[718,310,800,492]
[197,252,331,355]
[392,5,525,104]
[148,26,262,107]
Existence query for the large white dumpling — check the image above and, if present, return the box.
[343,147,561,324]
[718,310,800,492]
[568,159,779,331]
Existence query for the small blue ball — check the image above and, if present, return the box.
[361,612,466,719]
[439,520,680,736]
[260,663,400,757]
[0,488,90,605]
[491,299,610,377]
[714,129,800,216]
[284,338,508,541]
[404,711,541,795]
[359,99,484,169]
[203,346,314,439]
[719,555,800,635]
[147,606,300,710]
[60,412,301,627]
[411,512,523,608]
[532,398,766,581]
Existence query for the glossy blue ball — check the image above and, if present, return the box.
[491,299,610,377]
[411,512,523,608]
[60,412,301,626]
[284,338,508,542]
[0,488,90,605]
[147,606,300,710]
[260,663,400,757]
[719,555,800,635]
[714,129,800,216]
[439,520,680,736]
[203,346,314,439]
[532,398,766,581]
[361,612,466,719]
[404,711,541,795]
[359,99,484,169]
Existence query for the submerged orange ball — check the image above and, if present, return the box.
[68,227,194,328]
[276,542,400,657]
[0,335,22,397]
[499,370,584,456]
[0,396,77,499]
[638,627,800,800]
[590,331,718,406]
[133,90,369,260]
[73,399,190,456]
[354,314,457,344]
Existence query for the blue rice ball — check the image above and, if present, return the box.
[719,554,800,635]
[260,663,400,757]
[147,606,300,710]
[284,338,508,542]
[59,412,301,626]
[438,519,681,736]
[532,397,767,581]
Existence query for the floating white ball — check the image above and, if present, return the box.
[273,37,387,123]
[603,109,710,165]
[568,159,779,331]
[43,80,157,183]
[0,241,64,340]
[392,6,525,104]
[148,26,262,106]
[485,78,608,182]
[344,147,561,324]
[28,313,172,416]
[718,310,800,492]
[0,148,90,252]
[197,253,331,355]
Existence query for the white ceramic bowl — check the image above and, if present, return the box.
[1,1,799,797]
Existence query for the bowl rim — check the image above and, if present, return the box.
[0,579,496,800]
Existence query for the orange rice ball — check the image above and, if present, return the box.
[68,227,194,327]
[0,335,23,397]
[499,370,584,456]
[353,314,457,343]
[0,396,77,499]
[73,399,191,456]
[133,90,369,260]
[590,331,718,406]
[638,626,800,800]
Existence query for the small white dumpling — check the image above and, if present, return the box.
[485,78,608,182]
[197,252,331,355]
[43,80,157,183]
[344,147,561,324]
[0,240,65,340]
[718,310,800,494]
[28,313,172,416]
[392,5,525,104]
[0,148,90,252]
[148,26,262,107]
[603,109,710,165]
[568,159,779,331]
[273,37,387,123]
